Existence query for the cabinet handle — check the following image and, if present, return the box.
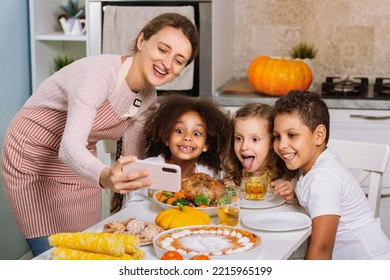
[349,114,390,120]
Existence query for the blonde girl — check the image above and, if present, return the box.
[221,103,296,200]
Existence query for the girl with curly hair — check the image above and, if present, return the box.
[111,94,229,213]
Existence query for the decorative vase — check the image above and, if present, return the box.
[298,58,315,90]
[59,16,86,35]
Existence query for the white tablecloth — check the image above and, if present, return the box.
[34,198,311,260]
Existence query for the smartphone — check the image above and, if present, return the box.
[122,159,181,192]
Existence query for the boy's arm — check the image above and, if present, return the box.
[305,215,339,260]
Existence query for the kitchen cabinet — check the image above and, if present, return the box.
[29,0,87,91]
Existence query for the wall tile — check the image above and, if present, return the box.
[233,0,390,86]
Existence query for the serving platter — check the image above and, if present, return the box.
[153,225,261,260]
[102,218,164,245]
[241,211,312,232]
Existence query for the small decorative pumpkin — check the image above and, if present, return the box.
[155,204,210,230]
[247,56,313,96]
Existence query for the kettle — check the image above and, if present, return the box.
[59,16,86,36]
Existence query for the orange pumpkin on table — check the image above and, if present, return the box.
[247,56,312,96]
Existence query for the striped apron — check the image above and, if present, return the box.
[1,60,133,239]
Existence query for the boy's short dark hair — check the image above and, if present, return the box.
[274,90,330,143]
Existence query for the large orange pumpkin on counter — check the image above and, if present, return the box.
[247,56,313,96]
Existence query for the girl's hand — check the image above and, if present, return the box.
[270,180,295,201]
[99,155,152,193]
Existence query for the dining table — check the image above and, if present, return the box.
[33,194,312,260]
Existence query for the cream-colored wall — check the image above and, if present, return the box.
[232,0,390,86]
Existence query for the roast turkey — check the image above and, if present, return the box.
[181,173,225,204]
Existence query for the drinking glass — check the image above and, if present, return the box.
[217,187,241,227]
[147,188,158,200]
[242,170,269,200]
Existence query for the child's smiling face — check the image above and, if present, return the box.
[166,110,208,162]
[273,112,326,174]
[233,116,272,172]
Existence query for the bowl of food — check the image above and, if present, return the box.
[153,191,218,216]
[153,225,261,260]
[153,173,227,216]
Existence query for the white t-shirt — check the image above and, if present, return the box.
[125,155,218,206]
[296,147,390,259]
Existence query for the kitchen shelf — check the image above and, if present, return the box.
[29,0,87,91]
[36,32,86,42]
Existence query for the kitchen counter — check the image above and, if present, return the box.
[214,78,390,110]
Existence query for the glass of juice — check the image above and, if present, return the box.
[242,170,269,200]
[217,186,241,227]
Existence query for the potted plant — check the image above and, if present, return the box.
[58,0,86,35]
[289,42,317,88]
[53,54,74,72]
[289,42,318,60]
[59,0,85,19]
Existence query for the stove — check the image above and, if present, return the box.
[321,76,390,100]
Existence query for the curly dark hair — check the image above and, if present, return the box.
[111,94,228,214]
[273,90,330,143]
[144,93,229,173]
[221,103,293,186]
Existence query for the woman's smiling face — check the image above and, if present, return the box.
[137,26,192,87]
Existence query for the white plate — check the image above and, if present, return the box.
[241,192,286,209]
[153,192,217,216]
[241,211,312,231]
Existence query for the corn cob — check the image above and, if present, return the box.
[119,234,140,254]
[49,232,140,257]
[52,247,145,260]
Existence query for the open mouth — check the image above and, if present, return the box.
[179,145,194,152]
[153,65,167,76]
[242,155,255,170]
[282,152,296,161]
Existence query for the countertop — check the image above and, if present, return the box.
[214,78,390,110]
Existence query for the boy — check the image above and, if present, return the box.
[273,90,390,260]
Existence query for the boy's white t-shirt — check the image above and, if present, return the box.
[296,147,390,259]
[125,155,218,207]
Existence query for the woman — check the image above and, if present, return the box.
[1,13,199,257]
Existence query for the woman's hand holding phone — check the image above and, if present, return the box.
[99,156,153,194]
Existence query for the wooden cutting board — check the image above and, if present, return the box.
[221,78,268,97]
